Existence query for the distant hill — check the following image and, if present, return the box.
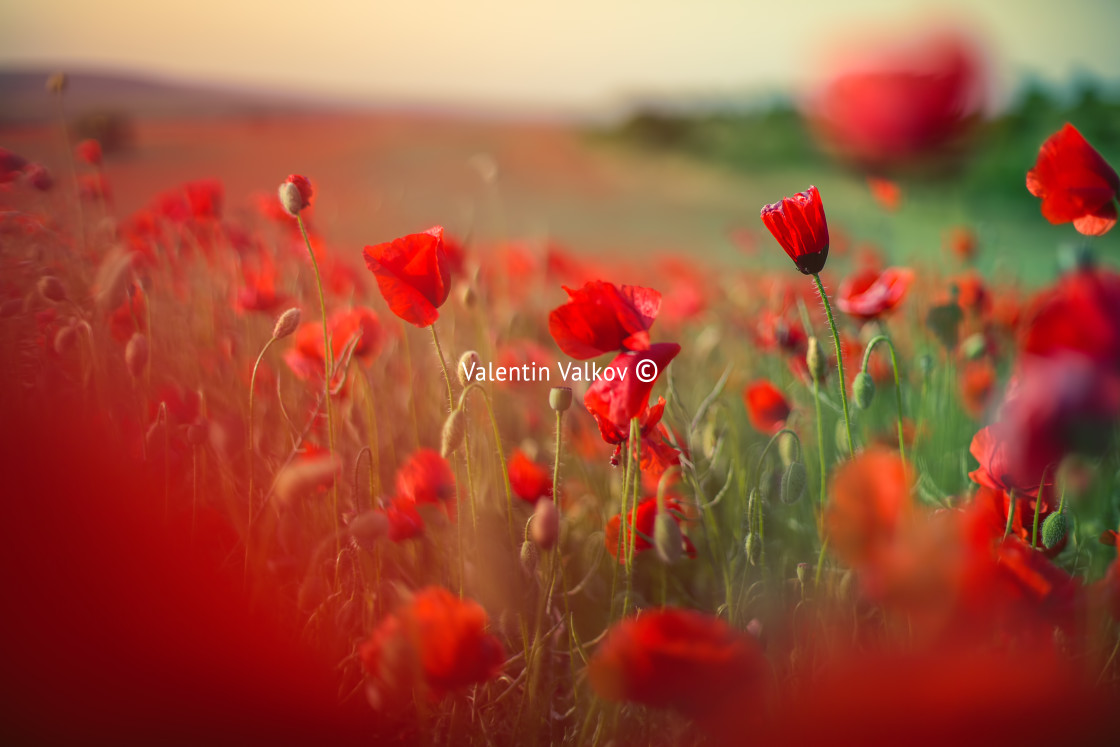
[0,68,352,125]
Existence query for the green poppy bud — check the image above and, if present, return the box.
[1042,511,1067,550]
[806,336,826,383]
[853,370,875,409]
[780,462,808,505]
[653,511,683,565]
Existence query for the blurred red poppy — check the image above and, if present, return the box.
[867,176,902,211]
[508,449,552,503]
[75,139,102,167]
[945,226,977,261]
[743,380,791,434]
[959,359,996,419]
[588,607,764,720]
[760,185,830,275]
[1027,123,1119,236]
[382,496,424,542]
[283,307,383,383]
[360,587,504,700]
[184,179,223,221]
[604,496,694,563]
[395,449,456,507]
[1020,268,1120,371]
[362,226,451,327]
[808,31,985,170]
[548,280,661,359]
[826,449,912,572]
[836,267,914,320]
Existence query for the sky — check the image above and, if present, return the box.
[2,0,1119,114]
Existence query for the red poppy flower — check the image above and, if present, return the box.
[973,484,1065,557]
[968,423,1053,498]
[605,496,694,563]
[508,449,552,503]
[75,139,102,167]
[283,308,383,382]
[548,280,661,359]
[588,607,764,719]
[360,587,504,699]
[760,185,830,275]
[1027,123,1119,236]
[836,267,915,320]
[743,380,791,434]
[583,343,680,439]
[826,449,912,572]
[395,449,456,506]
[362,226,451,327]
[235,258,287,313]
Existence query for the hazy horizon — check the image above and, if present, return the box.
[3,0,1119,118]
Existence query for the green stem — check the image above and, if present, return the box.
[296,215,337,545]
[812,375,827,514]
[861,334,907,462]
[1004,490,1017,539]
[813,273,854,458]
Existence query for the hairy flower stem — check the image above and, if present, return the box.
[247,335,277,544]
[296,215,338,550]
[813,273,854,458]
[429,323,455,413]
[459,382,514,543]
[861,335,907,462]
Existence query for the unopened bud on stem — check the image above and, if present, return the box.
[272,307,301,339]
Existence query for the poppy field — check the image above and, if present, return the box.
[3,48,1120,746]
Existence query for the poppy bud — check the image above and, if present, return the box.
[778,432,798,466]
[38,276,66,303]
[549,386,573,412]
[961,333,987,361]
[278,174,313,216]
[348,510,390,545]
[745,532,761,566]
[796,562,809,586]
[1042,511,1068,549]
[853,370,875,409]
[747,488,759,523]
[520,540,539,574]
[458,350,480,386]
[125,333,149,379]
[441,408,467,457]
[780,462,807,505]
[700,419,719,461]
[806,336,826,383]
[459,284,477,309]
[272,307,301,339]
[530,499,559,551]
[653,510,683,565]
[918,353,935,377]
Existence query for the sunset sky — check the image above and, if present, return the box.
[2,0,1118,114]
